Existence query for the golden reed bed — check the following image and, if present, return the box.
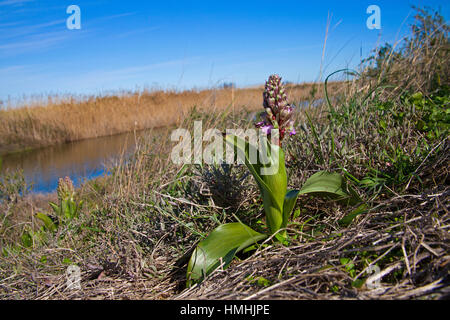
[0,82,344,154]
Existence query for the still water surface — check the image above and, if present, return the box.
[1,130,153,193]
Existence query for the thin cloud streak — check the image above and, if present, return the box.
[0,65,27,73]
[0,19,66,40]
[0,0,33,6]
[0,28,91,56]
[0,9,137,56]
[0,21,25,27]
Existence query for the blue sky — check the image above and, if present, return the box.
[0,0,448,105]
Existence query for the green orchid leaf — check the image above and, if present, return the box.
[36,212,57,232]
[260,141,287,233]
[299,171,360,205]
[282,189,301,229]
[224,134,287,233]
[49,201,61,216]
[63,200,71,219]
[187,222,267,286]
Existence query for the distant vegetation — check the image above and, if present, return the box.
[0,82,343,155]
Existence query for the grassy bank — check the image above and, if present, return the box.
[0,82,344,155]
[0,7,448,300]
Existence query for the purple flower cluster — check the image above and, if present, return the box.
[255,75,296,144]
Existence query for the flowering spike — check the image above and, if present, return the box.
[57,176,75,201]
[255,74,296,144]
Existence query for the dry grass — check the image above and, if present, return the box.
[1,138,447,300]
[176,152,449,300]
[0,82,344,155]
[359,7,449,100]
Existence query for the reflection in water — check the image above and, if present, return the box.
[1,130,147,193]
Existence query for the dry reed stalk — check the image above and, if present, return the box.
[0,83,345,155]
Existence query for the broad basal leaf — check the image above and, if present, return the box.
[187,222,267,286]
[299,171,360,205]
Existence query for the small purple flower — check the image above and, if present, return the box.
[261,124,274,135]
[256,121,274,135]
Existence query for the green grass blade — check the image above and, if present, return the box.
[304,110,325,165]
[324,69,359,114]
[48,202,61,216]
[338,204,369,227]
[282,189,301,228]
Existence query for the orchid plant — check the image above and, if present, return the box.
[36,177,83,232]
[186,75,357,287]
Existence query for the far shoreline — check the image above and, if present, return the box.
[0,82,346,156]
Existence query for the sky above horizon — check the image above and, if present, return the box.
[0,0,448,105]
